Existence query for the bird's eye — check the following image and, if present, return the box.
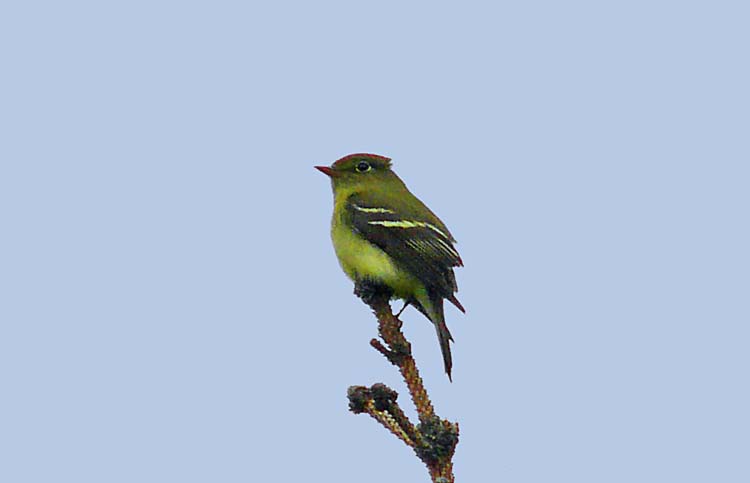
[355,161,371,173]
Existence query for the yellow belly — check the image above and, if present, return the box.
[331,217,422,299]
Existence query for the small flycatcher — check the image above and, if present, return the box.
[316,153,465,380]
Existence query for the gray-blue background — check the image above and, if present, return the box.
[2,2,748,482]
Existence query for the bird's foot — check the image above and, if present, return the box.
[395,301,410,318]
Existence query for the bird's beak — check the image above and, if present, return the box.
[315,165,337,177]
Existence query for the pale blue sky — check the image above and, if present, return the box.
[1,2,748,482]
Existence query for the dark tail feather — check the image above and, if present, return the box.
[411,295,455,381]
[431,299,454,382]
[435,317,453,382]
[448,294,465,313]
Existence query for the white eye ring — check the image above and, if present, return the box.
[355,161,371,173]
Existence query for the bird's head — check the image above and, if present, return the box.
[315,153,402,193]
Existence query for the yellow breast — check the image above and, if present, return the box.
[330,195,421,298]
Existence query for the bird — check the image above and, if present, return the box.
[315,153,465,380]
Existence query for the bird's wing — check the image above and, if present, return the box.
[346,192,463,297]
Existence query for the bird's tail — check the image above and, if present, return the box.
[436,320,454,381]
[430,298,454,382]
[411,292,455,381]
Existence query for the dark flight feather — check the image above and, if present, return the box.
[347,194,461,292]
